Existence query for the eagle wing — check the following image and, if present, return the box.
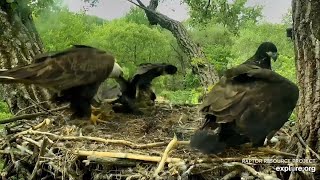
[0,45,115,92]
[130,63,177,88]
[199,64,299,134]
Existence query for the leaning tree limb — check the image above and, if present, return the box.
[127,0,220,88]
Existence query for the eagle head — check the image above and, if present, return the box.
[256,42,278,61]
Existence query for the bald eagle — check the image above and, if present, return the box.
[93,63,177,114]
[0,45,123,125]
[190,42,299,154]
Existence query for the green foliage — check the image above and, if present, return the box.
[183,69,201,88]
[29,0,63,16]
[0,101,12,123]
[190,23,234,74]
[159,89,201,104]
[33,5,297,107]
[124,7,149,25]
[35,8,180,92]
[185,0,263,33]
[228,22,296,82]
[35,9,104,51]
[84,20,173,76]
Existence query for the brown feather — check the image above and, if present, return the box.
[191,42,298,154]
[0,46,115,92]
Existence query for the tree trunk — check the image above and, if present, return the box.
[0,1,51,114]
[287,0,320,179]
[134,0,220,88]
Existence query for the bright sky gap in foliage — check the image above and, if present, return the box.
[64,0,291,24]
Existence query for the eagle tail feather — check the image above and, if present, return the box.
[0,63,47,84]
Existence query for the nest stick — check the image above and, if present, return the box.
[181,165,195,178]
[295,133,320,160]
[154,134,178,176]
[15,129,186,149]
[16,145,34,155]
[226,162,280,180]
[29,137,49,180]
[255,147,297,157]
[22,137,42,147]
[32,118,51,130]
[3,127,17,168]
[76,150,182,163]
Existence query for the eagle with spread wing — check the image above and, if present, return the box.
[93,63,177,114]
[0,45,123,125]
[190,42,299,154]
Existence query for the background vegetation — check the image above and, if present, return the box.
[0,1,295,118]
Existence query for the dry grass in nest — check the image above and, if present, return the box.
[0,103,318,180]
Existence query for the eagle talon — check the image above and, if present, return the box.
[90,106,110,125]
[90,113,107,125]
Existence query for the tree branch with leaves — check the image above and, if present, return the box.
[127,0,220,88]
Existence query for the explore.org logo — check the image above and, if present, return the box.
[241,158,317,173]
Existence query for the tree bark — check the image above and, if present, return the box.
[287,0,320,179]
[0,1,51,114]
[132,0,220,88]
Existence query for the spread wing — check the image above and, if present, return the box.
[0,45,115,92]
[130,63,177,88]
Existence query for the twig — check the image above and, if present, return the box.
[14,101,49,116]
[29,137,49,180]
[254,147,297,157]
[204,0,211,15]
[22,137,41,147]
[3,127,17,167]
[127,0,147,10]
[16,145,34,155]
[84,156,137,166]
[154,134,178,176]
[181,165,195,179]
[0,150,23,155]
[0,106,68,124]
[295,133,320,160]
[76,150,183,163]
[32,118,51,130]
[15,129,188,149]
[225,162,280,180]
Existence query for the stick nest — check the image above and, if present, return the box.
[0,103,317,180]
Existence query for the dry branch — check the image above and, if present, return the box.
[85,156,137,166]
[14,129,188,149]
[295,133,320,160]
[154,134,178,176]
[76,150,183,163]
[29,137,49,180]
[226,162,280,180]
[254,147,297,157]
[2,103,313,179]
[126,0,219,86]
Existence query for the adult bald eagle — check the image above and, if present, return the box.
[93,63,177,114]
[0,45,123,125]
[190,42,299,154]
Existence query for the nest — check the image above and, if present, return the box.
[0,103,318,180]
